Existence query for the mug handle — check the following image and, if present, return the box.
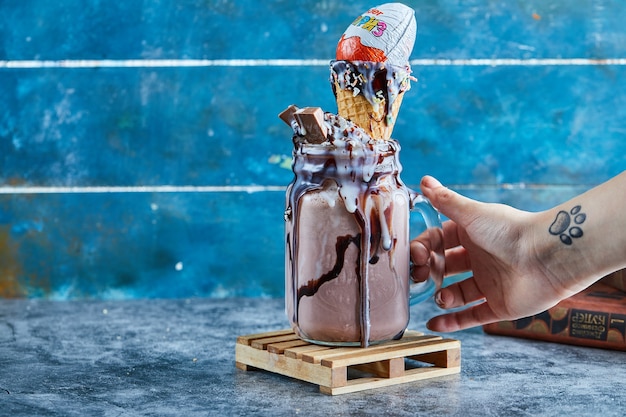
[408,191,445,305]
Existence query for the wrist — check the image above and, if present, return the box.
[528,209,594,296]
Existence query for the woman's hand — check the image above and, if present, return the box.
[411,174,626,332]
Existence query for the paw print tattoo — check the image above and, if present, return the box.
[549,205,586,245]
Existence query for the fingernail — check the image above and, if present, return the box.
[421,175,442,190]
[425,319,434,331]
[434,290,444,307]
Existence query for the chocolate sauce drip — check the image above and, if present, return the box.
[296,233,361,303]
[368,201,383,261]
[352,206,372,347]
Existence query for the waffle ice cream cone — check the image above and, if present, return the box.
[331,60,412,140]
[331,3,417,140]
[334,82,404,140]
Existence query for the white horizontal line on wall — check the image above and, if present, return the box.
[0,185,287,194]
[415,58,626,66]
[0,59,329,68]
[2,58,626,69]
[0,183,590,195]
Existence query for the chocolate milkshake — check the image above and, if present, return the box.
[282,110,437,347]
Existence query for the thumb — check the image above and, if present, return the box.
[420,176,477,227]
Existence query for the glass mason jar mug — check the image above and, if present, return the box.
[284,138,444,347]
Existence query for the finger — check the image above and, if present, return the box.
[420,176,478,229]
[434,277,484,309]
[410,220,456,273]
[410,240,430,266]
[443,247,472,276]
[442,220,462,249]
[410,264,429,283]
[412,220,461,252]
[409,223,443,264]
[426,302,498,332]
[411,244,470,279]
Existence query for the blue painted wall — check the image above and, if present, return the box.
[1,1,625,299]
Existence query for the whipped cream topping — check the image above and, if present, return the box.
[289,110,401,214]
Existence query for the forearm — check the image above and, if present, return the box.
[532,170,626,294]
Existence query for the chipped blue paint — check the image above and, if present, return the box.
[0,0,624,298]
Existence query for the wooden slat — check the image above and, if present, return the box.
[322,365,461,395]
[302,335,442,366]
[250,334,301,350]
[401,330,425,338]
[302,332,441,363]
[322,339,460,369]
[301,346,363,364]
[267,339,309,354]
[236,329,294,346]
[284,344,332,359]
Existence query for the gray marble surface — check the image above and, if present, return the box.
[0,297,624,416]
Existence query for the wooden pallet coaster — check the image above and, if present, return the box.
[235,329,461,395]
